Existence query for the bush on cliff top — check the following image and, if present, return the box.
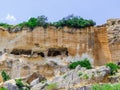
[0,23,13,29]
[52,14,96,28]
[0,15,96,30]
[68,58,92,69]
[18,15,48,30]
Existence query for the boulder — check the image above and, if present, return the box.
[30,78,39,86]
[3,79,19,90]
[31,83,48,90]
[26,72,46,84]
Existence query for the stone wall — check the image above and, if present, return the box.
[0,26,112,65]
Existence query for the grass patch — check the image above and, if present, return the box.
[46,83,57,90]
[92,83,120,90]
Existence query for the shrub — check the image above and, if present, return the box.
[46,83,57,90]
[117,65,120,69]
[15,79,30,90]
[1,71,10,82]
[68,58,92,69]
[15,79,24,89]
[0,23,13,29]
[83,74,89,79]
[18,15,48,30]
[106,63,118,75]
[78,72,83,77]
[0,15,96,30]
[0,87,7,90]
[52,15,96,28]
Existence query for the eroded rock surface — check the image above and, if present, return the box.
[107,19,120,62]
[0,26,112,66]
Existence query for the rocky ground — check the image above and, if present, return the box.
[0,53,120,90]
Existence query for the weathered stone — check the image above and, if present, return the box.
[3,79,19,90]
[51,66,110,89]
[0,26,112,66]
[26,72,46,84]
[107,18,120,62]
[31,83,48,90]
[30,78,39,86]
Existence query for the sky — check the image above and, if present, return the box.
[0,0,120,25]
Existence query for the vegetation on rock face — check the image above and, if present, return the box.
[1,71,10,82]
[68,58,92,69]
[15,79,30,90]
[106,62,118,75]
[92,83,120,90]
[0,15,96,30]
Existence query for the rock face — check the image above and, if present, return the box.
[0,26,112,66]
[107,19,120,62]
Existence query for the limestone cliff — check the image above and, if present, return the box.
[107,19,120,62]
[0,26,112,65]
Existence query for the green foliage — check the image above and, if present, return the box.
[15,79,30,90]
[15,79,24,89]
[92,83,120,90]
[78,72,83,77]
[0,87,7,90]
[17,15,95,30]
[18,15,48,30]
[41,80,46,84]
[113,83,120,90]
[68,58,92,69]
[106,63,118,75]
[37,15,48,28]
[52,15,96,28]
[0,15,96,30]
[18,22,28,29]
[0,23,12,29]
[83,74,89,79]
[27,17,38,29]
[117,65,120,69]
[1,71,10,82]
[46,83,57,90]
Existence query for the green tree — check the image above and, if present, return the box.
[52,15,96,28]
[27,17,38,29]
[37,15,48,28]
